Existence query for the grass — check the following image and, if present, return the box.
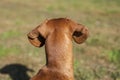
[108,49,120,64]
[0,30,21,40]
[0,45,21,57]
[0,0,120,80]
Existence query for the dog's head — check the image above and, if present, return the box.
[27,18,89,47]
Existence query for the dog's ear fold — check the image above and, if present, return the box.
[27,20,48,47]
[72,24,89,44]
[27,28,45,47]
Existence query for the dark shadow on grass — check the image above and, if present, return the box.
[0,63,34,80]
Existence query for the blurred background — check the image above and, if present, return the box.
[0,0,120,80]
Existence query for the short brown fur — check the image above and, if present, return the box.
[27,18,89,80]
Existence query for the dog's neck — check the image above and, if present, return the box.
[44,31,74,76]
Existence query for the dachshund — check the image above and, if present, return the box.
[27,18,89,80]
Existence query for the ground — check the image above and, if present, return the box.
[0,0,120,80]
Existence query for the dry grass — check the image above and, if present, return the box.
[0,0,120,80]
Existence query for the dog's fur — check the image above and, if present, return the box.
[27,18,89,80]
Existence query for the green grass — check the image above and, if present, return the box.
[108,49,120,64]
[0,30,21,40]
[0,0,120,80]
[0,45,21,57]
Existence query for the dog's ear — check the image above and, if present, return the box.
[27,30,45,47]
[72,24,89,44]
[27,20,48,47]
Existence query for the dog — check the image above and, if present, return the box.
[27,18,89,80]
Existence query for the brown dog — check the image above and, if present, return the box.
[27,18,88,80]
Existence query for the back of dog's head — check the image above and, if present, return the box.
[27,18,89,47]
